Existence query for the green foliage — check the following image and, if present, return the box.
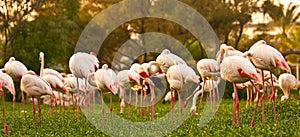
[1,96,300,136]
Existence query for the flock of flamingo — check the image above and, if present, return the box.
[0,40,298,135]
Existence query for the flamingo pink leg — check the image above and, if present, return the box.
[261,70,265,125]
[49,94,53,116]
[270,70,276,124]
[171,90,174,124]
[140,90,144,117]
[13,95,15,118]
[38,98,42,126]
[150,84,155,121]
[22,91,26,119]
[128,91,131,118]
[135,91,138,111]
[251,81,261,127]
[32,97,36,126]
[100,90,104,128]
[1,85,9,135]
[177,90,182,125]
[110,92,113,126]
[198,80,206,114]
[233,84,240,126]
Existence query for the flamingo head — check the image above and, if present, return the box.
[108,82,118,95]
[3,82,15,96]
[102,64,109,70]
[9,57,15,62]
[281,95,289,101]
[190,105,196,116]
[39,52,44,63]
[161,49,171,54]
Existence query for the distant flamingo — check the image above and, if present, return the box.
[245,40,291,126]
[42,75,67,113]
[0,70,16,134]
[39,52,64,82]
[278,73,297,101]
[166,64,200,124]
[4,57,28,80]
[88,64,118,127]
[219,55,261,126]
[20,71,54,126]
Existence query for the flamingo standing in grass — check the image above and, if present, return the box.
[117,69,140,117]
[88,64,118,127]
[39,52,67,108]
[185,59,220,113]
[20,71,54,126]
[0,70,16,135]
[244,40,291,126]
[219,56,261,126]
[130,63,157,120]
[69,52,99,122]
[42,75,67,113]
[166,64,200,124]
[278,73,297,101]
[190,78,220,115]
[3,57,27,117]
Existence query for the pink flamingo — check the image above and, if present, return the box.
[69,52,99,122]
[156,49,186,73]
[166,64,200,125]
[244,40,291,126]
[4,57,28,80]
[185,59,220,114]
[88,64,118,127]
[219,55,261,126]
[278,73,297,101]
[20,71,55,126]
[117,69,140,117]
[0,70,16,134]
[39,52,64,82]
[190,78,220,116]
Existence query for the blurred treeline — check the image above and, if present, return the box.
[0,0,299,73]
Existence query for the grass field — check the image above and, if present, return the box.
[0,93,300,136]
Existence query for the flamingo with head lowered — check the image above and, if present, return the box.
[88,64,118,127]
[0,70,16,135]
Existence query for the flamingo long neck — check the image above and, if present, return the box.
[192,89,202,107]
[40,56,44,76]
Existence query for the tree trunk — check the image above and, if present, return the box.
[234,25,244,49]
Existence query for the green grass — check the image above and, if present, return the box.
[0,95,300,136]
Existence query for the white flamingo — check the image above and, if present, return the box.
[278,73,297,101]
[69,52,99,122]
[219,55,261,126]
[244,40,291,126]
[20,71,54,126]
[0,70,16,134]
[117,69,140,117]
[88,64,118,127]
[4,57,28,80]
[166,64,200,124]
